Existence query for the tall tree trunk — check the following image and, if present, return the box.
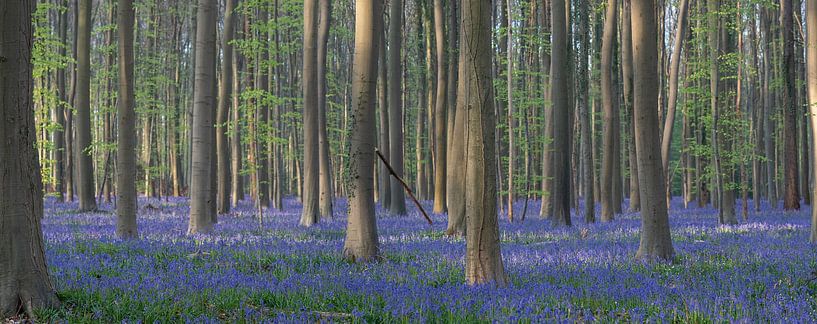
[632,0,674,261]
[116,0,138,238]
[461,0,509,286]
[231,41,244,206]
[782,0,801,210]
[344,0,381,261]
[506,0,516,222]
[0,0,61,315]
[300,0,321,226]
[188,0,217,234]
[432,0,448,214]
[76,0,96,211]
[217,0,238,214]
[806,0,817,241]
[317,0,334,218]
[600,0,618,222]
[378,26,391,210]
[539,3,552,218]
[621,0,639,212]
[660,0,689,206]
[551,0,572,226]
[388,0,407,215]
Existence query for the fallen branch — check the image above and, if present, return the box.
[375,148,433,225]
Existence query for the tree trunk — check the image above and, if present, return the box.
[806,0,817,241]
[300,0,321,226]
[660,0,689,206]
[231,44,244,206]
[76,0,97,211]
[551,0,572,226]
[461,0,508,287]
[621,0,639,212]
[782,0,801,210]
[217,0,238,214]
[344,0,381,261]
[188,0,217,234]
[600,0,618,222]
[377,25,391,210]
[632,0,674,261]
[432,0,448,214]
[0,0,60,315]
[318,0,334,219]
[388,0,407,215]
[116,0,138,239]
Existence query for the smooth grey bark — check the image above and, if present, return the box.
[807,0,817,242]
[188,0,217,234]
[461,0,508,287]
[217,0,238,214]
[116,0,138,239]
[230,41,243,207]
[343,0,381,261]
[446,50,466,236]
[600,0,618,222]
[551,0,572,226]
[318,0,334,219]
[387,0,407,215]
[632,0,674,261]
[432,0,448,214]
[0,0,60,315]
[621,0,639,212]
[76,0,97,211]
[300,0,320,226]
[377,26,391,210]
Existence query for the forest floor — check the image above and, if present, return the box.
[36,196,817,322]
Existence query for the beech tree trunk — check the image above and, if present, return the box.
[317,0,334,218]
[217,0,238,214]
[300,0,320,226]
[0,0,60,315]
[388,0,407,215]
[461,0,508,286]
[188,0,217,234]
[806,0,817,242]
[76,0,97,211]
[782,0,801,211]
[432,0,448,214]
[621,0,639,212]
[377,26,391,210]
[600,0,618,222]
[116,0,138,238]
[551,0,572,226]
[344,0,381,262]
[632,0,674,261]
